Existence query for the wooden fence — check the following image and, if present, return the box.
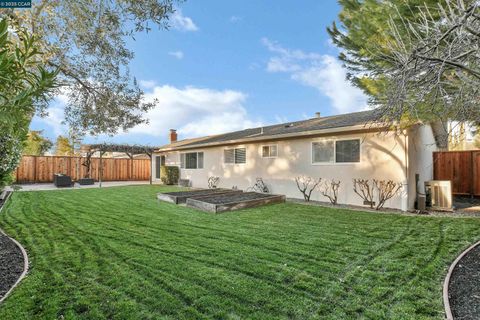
[433,151,480,196]
[15,156,151,183]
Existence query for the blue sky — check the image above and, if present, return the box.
[30,0,368,147]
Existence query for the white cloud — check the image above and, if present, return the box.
[170,9,198,32]
[33,94,69,137]
[127,85,262,138]
[262,38,368,113]
[168,50,184,59]
[139,80,157,89]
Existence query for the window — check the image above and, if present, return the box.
[224,148,246,164]
[312,139,360,164]
[262,145,278,158]
[312,141,334,163]
[335,140,360,163]
[180,152,204,169]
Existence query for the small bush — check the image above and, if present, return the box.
[160,166,179,185]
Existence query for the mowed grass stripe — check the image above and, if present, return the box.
[0,186,479,319]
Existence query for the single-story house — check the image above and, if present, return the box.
[153,110,447,211]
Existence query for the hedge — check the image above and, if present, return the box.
[160,166,179,185]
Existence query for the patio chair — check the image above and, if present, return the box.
[53,174,73,187]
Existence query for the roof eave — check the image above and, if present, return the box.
[155,123,391,152]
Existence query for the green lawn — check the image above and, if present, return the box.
[0,186,479,319]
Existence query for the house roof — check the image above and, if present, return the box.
[156,110,382,152]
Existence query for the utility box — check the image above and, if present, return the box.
[425,180,453,211]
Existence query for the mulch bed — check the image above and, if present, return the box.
[0,232,24,300]
[448,243,480,320]
[193,192,276,204]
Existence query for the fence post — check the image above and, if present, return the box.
[33,156,37,183]
[471,151,475,198]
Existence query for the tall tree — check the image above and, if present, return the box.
[0,18,57,190]
[55,136,74,156]
[23,131,53,155]
[328,0,440,98]
[0,0,178,135]
[328,0,479,128]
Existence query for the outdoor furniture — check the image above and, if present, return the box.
[53,174,73,187]
[78,178,94,185]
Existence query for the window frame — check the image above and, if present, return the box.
[311,138,361,165]
[224,147,247,165]
[180,151,204,169]
[261,144,278,158]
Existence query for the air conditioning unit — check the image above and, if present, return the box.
[425,180,453,211]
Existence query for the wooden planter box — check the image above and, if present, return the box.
[157,188,242,204]
[186,192,286,213]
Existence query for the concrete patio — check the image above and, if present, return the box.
[7,181,150,192]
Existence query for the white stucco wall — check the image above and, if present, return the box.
[153,130,413,210]
[407,124,439,208]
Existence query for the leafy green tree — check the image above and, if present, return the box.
[0,0,177,135]
[0,18,57,190]
[23,131,53,155]
[55,135,74,156]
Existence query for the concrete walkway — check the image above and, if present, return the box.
[8,181,150,192]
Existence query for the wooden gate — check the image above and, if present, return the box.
[15,156,151,183]
[433,151,480,196]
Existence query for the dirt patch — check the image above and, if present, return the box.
[454,196,480,213]
[448,244,480,320]
[0,233,25,300]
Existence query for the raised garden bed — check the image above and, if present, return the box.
[186,192,285,213]
[447,242,480,320]
[157,188,242,204]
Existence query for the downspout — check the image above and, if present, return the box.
[404,131,409,211]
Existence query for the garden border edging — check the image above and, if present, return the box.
[0,191,30,305]
[443,240,480,320]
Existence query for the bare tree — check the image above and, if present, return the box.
[353,178,403,210]
[295,176,321,201]
[353,179,375,208]
[319,179,341,205]
[373,179,403,210]
[378,0,480,133]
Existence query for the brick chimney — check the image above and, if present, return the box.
[169,129,178,143]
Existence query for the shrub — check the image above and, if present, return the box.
[0,134,23,191]
[160,166,179,185]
